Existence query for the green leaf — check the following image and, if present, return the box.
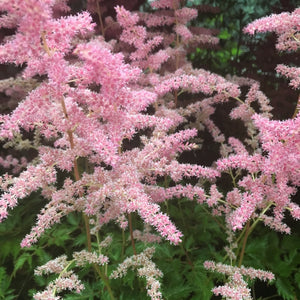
[0,239,21,261]
[295,272,300,290]
[34,248,52,265]
[12,253,32,277]
[67,212,81,227]
[184,235,195,251]
[163,283,192,300]
[276,277,296,300]
[218,30,231,40]
[186,268,213,299]
[0,267,15,299]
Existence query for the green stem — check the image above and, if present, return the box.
[93,264,115,300]
[96,232,102,254]
[180,244,194,269]
[229,168,238,188]
[238,220,250,267]
[201,205,226,231]
[247,202,273,237]
[93,233,115,299]
[222,90,256,114]
[224,202,274,264]
[122,229,125,260]
[128,213,137,255]
[52,260,74,296]
[83,215,92,252]
[292,95,300,118]
[96,0,105,37]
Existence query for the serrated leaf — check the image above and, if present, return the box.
[0,267,5,283]
[34,248,52,265]
[64,292,98,300]
[186,269,213,299]
[67,213,81,227]
[276,277,295,300]
[164,283,192,300]
[0,267,15,299]
[184,235,195,250]
[155,244,173,258]
[12,252,32,277]
[272,261,292,278]
[294,272,300,290]
[282,234,300,251]
[0,239,21,261]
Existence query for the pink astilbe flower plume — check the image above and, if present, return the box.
[110,247,163,300]
[244,8,300,52]
[116,6,170,71]
[1,1,299,299]
[204,261,274,300]
[244,8,300,89]
[215,14,300,231]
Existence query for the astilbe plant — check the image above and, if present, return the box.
[202,8,300,299]
[0,0,299,299]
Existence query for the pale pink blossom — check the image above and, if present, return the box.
[204,261,274,299]
[110,247,163,300]
[276,64,300,89]
[150,0,180,10]
[73,250,108,266]
[244,8,300,51]
[175,7,198,23]
[139,10,175,27]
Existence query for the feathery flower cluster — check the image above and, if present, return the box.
[216,143,299,232]
[34,271,84,299]
[150,0,180,10]
[0,155,27,174]
[110,247,163,300]
[276,64,300,89]
[244,8,300,91]
[34,255,84,299]
[132,224,162,243]
[73,250,109,266]
[155,68,240,98]
[204,261,274,300]
[35,255,69,276]
[212,9,300,232]
[244,8,300,51]
[116,6,169,71]
[34,250,108,299]
[0,0,224,253]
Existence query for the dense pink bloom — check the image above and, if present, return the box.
[139,10,175,27]
[175,24,193,41]
[244,8,300,51]
[175,7,198,23]
[276,64,300,89]
[150,0,180,9]
[155,69,240,97]
[216,110,300,231]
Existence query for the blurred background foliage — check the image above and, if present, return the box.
[188,0,299,119]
